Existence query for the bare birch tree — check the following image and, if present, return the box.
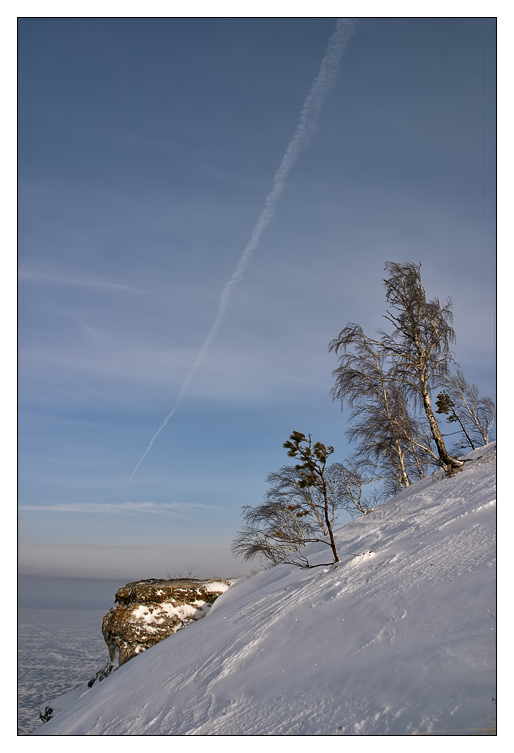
[379,262,463,471]
[329,322,435,495]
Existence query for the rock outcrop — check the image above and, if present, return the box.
[102,578,232,667]
[39,576,233,725]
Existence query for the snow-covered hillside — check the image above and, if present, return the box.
[33,444,496,736]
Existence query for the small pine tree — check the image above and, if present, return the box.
[232,433,371,568]
[283,432,340,564]
[438,367,495,449]
[435,391,476,451]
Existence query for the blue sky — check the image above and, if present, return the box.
[18,17,496,582]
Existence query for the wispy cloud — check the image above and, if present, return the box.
[19,502,213,515]
[19,267,149,294]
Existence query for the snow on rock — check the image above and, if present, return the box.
[33,444,496,736]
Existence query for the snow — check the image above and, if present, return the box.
[204,580,233,593]
[32,444,496,736]
[132,602,199,624]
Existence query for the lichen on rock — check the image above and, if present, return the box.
[102,578,232,667]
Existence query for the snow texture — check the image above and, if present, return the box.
[33,444,496,736]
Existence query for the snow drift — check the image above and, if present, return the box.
[33,443,496,736]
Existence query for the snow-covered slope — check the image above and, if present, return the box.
[33,444,496,736]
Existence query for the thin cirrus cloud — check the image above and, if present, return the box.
[18,502,213,515]
[18,267,150,294]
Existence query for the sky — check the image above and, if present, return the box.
[18,16,496,584]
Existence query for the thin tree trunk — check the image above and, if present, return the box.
[422,383,462,469]
[320,472,339,563]
[395,440,411,488]
[453,414,476,451]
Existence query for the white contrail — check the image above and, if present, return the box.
[122,18,357,491]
